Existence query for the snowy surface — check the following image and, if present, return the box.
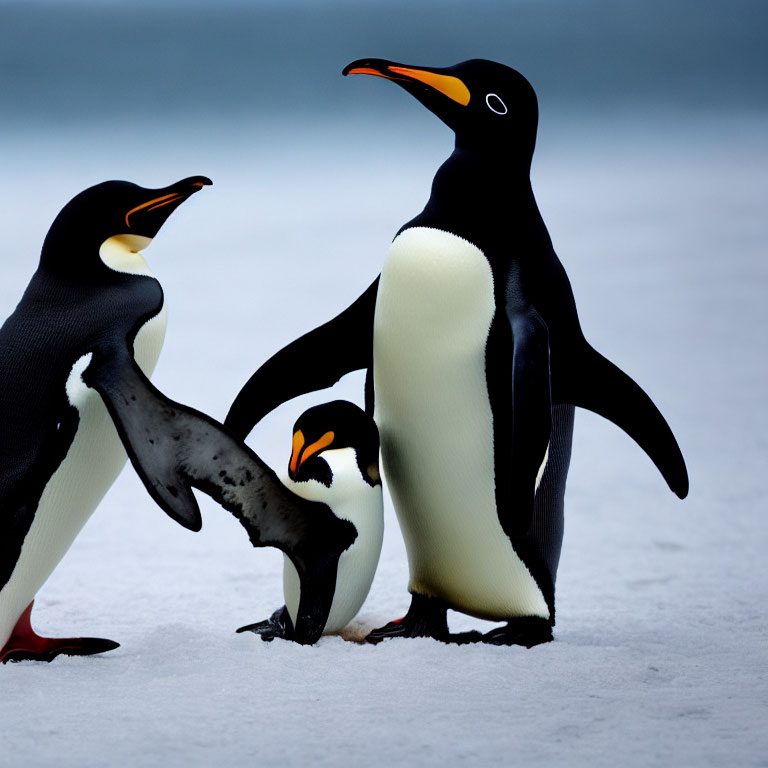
[1,1,767,757]
[1,111,765,767]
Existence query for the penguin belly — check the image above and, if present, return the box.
[0,303,166,648]
[373,227,548,621]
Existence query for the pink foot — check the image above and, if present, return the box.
[0,601,119,663]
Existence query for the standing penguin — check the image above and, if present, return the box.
[0,177,210,661]
[1,178,356,662]
[225,59,689,647]
[238,400,383,641]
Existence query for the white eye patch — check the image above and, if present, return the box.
[485,93,508,115]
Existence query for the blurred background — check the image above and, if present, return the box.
[1,1,767,763]
[2,0,767,661]
[2,0,765,437]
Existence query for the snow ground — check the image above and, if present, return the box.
[1,111,767,766]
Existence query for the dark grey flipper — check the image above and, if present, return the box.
[0,404,80,593]
[83,346,357,644]
[505,304,553,538]
[552,342,689,499]
[224,278,379,439]
[489,296,558,619]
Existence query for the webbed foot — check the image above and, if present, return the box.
[0,602,119,663]
[366,593,450,644]
[482,617,553,648]
[236,605,294,642]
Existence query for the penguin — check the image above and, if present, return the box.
[225,59,689,647]
[237,400,383,641]
[1,178,356,661]
[0,176,210,661]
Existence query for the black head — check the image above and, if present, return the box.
[40,176,212,272]
[343,58,538,159]
[288,400,381,488]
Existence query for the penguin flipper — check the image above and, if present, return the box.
[554,343,689,499]
[225,278,379,439]
[84,348,357,644]
[503,303,553,538]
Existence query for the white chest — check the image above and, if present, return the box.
[280,448,384,635]
[372,226,548,620]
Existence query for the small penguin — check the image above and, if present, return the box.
[225,59,688,647]
[1,178,356,662]
[237,400,383,641]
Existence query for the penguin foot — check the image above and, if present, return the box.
[0,602,119,664]
[482,617,553,648]
[236,605,294,642]
[447,630,484,645]
[365,593,450,644]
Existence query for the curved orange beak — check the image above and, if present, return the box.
[289,430,335,478]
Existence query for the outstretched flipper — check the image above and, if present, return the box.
[553,342,689,498]
[0,601,119,663]
[83,347,357,645]
[225,278,379,439]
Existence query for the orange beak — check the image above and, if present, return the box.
[344,61,470,106]
[289,430,335,477]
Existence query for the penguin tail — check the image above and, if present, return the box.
[554,342,689,499]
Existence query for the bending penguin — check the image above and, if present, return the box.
[238,400,383,641]
[0,179,356,662]
[225,59,689,648]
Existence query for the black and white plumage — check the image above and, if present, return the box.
[0,177,210,662]
[225,59,688,647]
[237,400,383,641]
[0,178,356,662]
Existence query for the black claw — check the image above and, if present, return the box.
[447,630,484,645]
[365,620,419,644]
[365,593,450,644]
[236,620,272,634]
[66,637,121,656]
[236,606,294,643]
[481,617,553,648]
[236,620,282,642]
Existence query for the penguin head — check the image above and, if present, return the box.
[288,400,381,493]
[41,176,212,271]
[343,58,538,157]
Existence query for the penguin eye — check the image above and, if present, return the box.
[485,93,508,115]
